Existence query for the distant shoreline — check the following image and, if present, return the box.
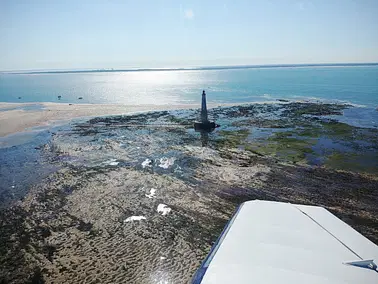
[2,62,378,75]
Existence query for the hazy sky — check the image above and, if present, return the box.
[1,0,377,70]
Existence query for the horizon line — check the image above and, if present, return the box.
[2,62,378,75]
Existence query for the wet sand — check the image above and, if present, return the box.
[0,102,377,283]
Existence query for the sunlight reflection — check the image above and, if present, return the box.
[117,71,182,85]
[96,71,205,105]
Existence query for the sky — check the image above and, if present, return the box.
[0,0,378,71]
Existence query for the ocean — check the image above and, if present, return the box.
[1,65,377,108]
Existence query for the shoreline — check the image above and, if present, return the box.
[0,102,236,137]
[1,100,376,138]
[0,101,300,138]
[2,62,377,75]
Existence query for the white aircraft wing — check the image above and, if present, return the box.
[192,200,378,284]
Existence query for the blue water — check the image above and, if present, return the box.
[0,65,377,107]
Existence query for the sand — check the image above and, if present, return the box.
[0,102,233,137]
[2,141,377,283]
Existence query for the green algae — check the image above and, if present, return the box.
[296,127,323,138]
[320,121,355,136]
[215,129,250,149]
[231,118,289,128]
[284,102,348,117]
[245,131,317,163]
[215,103,378,172]
[325,151,378,174]
[168,115,193,126]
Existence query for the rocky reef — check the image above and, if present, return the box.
[1,102,377,283]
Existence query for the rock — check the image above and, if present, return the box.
[277,99,289,102]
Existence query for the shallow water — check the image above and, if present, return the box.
[0,130,57,207]
[0,103,46,112]
[328,107,378,128]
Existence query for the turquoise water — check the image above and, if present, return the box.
[1,66,377,107]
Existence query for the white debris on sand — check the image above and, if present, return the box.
[102,158,119,166]
[157,204,172,216]
[145,188,157,198]
[158,157,176,169]
[124,216,146,222]
[160,256,166,260]
[142,158,153,168]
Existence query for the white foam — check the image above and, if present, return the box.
[102,158,119,166]
[159,157,176,169]
[145,188,157,198]
[124,216,146,222]
[142,158,152,168]
[157,204,172,216]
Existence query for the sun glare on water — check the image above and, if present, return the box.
[97,70,202,105]
[119,71,183,85]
